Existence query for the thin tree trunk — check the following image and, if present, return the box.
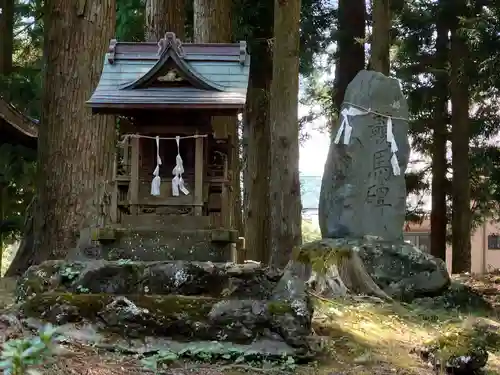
[244,2,273,262]
[430,3,449,261]
[269,0,302,268]
[145,0,185,42]
[450,1,471,273]
[0,0,14,75]
[193,0,243,234]
[334,0,365,111]
[370,0,390,75]
[33,0,116,261]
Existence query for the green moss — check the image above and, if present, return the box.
[267,301,294,315]
[293,239,352,275]
[425,325,492,361]
[22,292,219,322]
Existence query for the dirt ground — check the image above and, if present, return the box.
[1,275,500,375]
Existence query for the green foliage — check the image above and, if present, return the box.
[0,144,36,244]
[0,324,64,375]
[140,341,298,374]
[116,0,145,41]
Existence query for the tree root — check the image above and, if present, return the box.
[296,239,392,301]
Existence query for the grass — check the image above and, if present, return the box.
[307,297,500,374]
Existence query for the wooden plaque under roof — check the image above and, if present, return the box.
[87,32,250,112]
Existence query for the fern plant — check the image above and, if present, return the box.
[0,324,64,375]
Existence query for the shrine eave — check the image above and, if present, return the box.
[87,33,250,112]
[0,97,38,149]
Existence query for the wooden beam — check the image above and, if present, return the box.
[110,151,118,223]
[194,133,204,215]
[129,137,140,214]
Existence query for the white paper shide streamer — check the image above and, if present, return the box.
[172,136,189,196]
[333,105,403,176]
[150,136,162,196]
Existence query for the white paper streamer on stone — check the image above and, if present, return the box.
[334,105,403,176]
[172,136,189,196]
[386,117,401,175]
[150,136,162,196]
[334,106,368,145]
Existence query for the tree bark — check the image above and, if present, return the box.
[450,1,471,273]
[34,0,116,261]
[334,0,365,111]
[244,3,273,262]
[145,0,185,42]
[370,0,391,75]
[0,0,14,75]
[430,2,449,262]
[268,0,302,269]
[193,0,231,43]
[193,0,243,234]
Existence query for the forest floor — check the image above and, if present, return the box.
[1,274,500,375]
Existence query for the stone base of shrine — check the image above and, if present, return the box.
[71,226,240,263]
[16,259,314,359]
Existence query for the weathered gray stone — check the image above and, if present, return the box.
[319,70,410,241]
[301,237,450,301]
[20,293,312,357]
[16,260,283,300]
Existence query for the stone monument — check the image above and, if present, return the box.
[315,70,450,301]
[319,70,410,241]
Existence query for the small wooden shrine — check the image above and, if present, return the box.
[0,97,38,150]
[86,32,250,261]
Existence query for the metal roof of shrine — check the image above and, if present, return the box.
[0,97,38,149]
[87,32,250,112]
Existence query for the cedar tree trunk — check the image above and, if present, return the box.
[244,2,273,262]
[145,0,185,42]
[370,0,390,75]
[450,0,471,273]
[34,0,116,261]
[0,0,14,75]
[334,0,365,111]
[268,0,302,268]
[430,2,449,261]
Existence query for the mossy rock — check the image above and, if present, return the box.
[16,260,283,301]
[21,292,311,351]
[415,324,492,374]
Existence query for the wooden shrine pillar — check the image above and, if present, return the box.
[194,134,204,216]
[129,137,140,215]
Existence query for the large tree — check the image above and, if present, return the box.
[243,1,273,262]
[430,0,449,261]
[370,0,391,74]
[33,0,116,261]
[193,0,243,234]
[0,0,14,75]
[334,0,365,110]
[145,0,185,41]
[268,0,302,268]
[450,0,471,273]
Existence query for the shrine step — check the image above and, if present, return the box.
[120,214,213,231]
[78,227,239,262]
[17,259,313,359]
[20,293,311,359]
[17,260,282,299]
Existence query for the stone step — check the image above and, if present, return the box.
[120,214,214,231]
[21,293,311,357]
[17,260,283,300]
[82,227,239,262]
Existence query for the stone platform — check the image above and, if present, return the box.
[16,260,313,358]
[71,226,239,262]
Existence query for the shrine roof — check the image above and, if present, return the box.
[0,97,38,149]
[87,32,250,112]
